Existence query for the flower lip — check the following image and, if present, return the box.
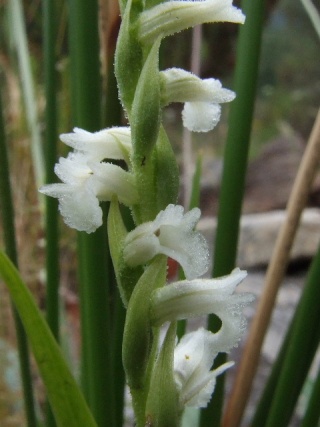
[173,328,234,408]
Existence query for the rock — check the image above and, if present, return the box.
[199,136,320,216]
[243,136,305,213]
[198,208,320,269]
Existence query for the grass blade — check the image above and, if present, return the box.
[200,1,266,426]
[0,251,97,427]
[7,0,45,188]
[0,89,38,427]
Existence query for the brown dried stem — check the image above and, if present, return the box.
[223,108,320,427]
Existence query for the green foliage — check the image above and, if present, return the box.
[146,323,180,427]
[108,199,143,305]
[122,255,167,391]
[0,252,97,427]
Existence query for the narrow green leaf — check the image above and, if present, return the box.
[7,0,45,189]
[0,90,37,427]
[201,0,266,426]
[301,364,320,427]
[263,244,320,427]
[0,251,97,427]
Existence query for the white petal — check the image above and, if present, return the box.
[155,207,209,277]
[182,102,221,132]
[40,183,103,233]
[60,127,132,162]
[123,233,160,266]
[54,152,91,185]
[59,188,102,233]
[89,162,138,206]
[153,204,185,228]
[173,328,233,408]
[39,183,72,202]
[123,204,209,277]
[157,224,209,279]
[139,0,245,43]
[161,68,235,104]
[151,268,250,328]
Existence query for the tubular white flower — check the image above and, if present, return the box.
[123,204,209,279]
[60,127,132,163]
[151,268,254,351]
[160,68,235,132]
[174,328,234,408]
[40,151,138,233]
[138,0,245,44]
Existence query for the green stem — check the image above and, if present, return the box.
[201,1,266,426]
[43,0,59,424]
[250,329,292,427]
[301,364,320,427]
[263,244,320,427]
[0,91,37,426]
[67,0,115,425]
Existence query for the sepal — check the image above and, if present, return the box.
[60,127,132,164]
[150,269,253,351]
[138,0,245,44]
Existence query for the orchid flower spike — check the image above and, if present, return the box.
[123,204,209,280]
[160,68,235,132]
[40,128,138,233]
[138,0,245,44]
[174,328,234,408]
[151,268,254,351]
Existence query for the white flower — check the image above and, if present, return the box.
[138,0,245,44]
[174,328,233,408]
[60,127,132,163]
[160,68,235,132]
[40,145,138,234]
[123,204,209,279]
[151,268,253,351]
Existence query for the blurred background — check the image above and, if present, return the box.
[0,0,319,425]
